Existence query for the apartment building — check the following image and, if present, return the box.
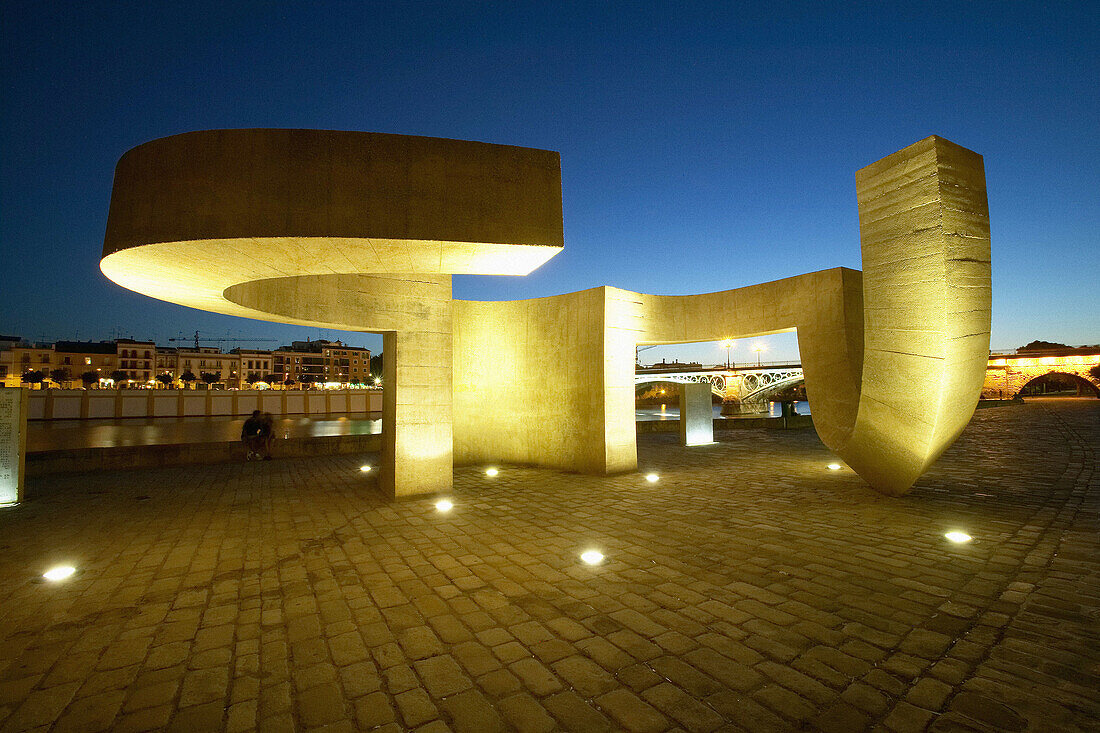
[2,336,373,389]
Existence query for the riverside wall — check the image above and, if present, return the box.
[25,388,383,421]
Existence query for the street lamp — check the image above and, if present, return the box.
[722,339,733,370]
[752,343,765,367]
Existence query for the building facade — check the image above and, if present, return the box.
[1,336,371,389]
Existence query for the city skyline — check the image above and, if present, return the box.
[2,4,1097,363]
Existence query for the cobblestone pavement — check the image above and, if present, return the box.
[0,399,1096,732]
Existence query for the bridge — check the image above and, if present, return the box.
[635,363,804,412]
[982,348,1100,398]
[638,347,1100,410]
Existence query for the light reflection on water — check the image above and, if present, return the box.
[28,413,382,452]
[635,401,811,421]
[30,401,810,451]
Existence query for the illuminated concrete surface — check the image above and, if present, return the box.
[0,400,1096,731]
[454,136,990,496]
[101,130,564,498]
[103,132,988,496]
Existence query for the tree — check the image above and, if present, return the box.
[245,371,263,385]
[282,377,296,388]
[109,369,130,386]
[369,353,383,381]
[1019,340,1070,352]
[200,371,221,387]
[180,370,197,388]
[264,373,282,384]
[49,368,71,387]
[21,370,46,389]
[156,373,175,388]
[81,371,100,388]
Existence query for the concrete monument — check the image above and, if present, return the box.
[102,131,990,497]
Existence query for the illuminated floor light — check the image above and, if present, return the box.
[645,473,659,483]
[485,468,499,477]
[359,465,372,473]
[43,566,76,581]
[945,531,972,544]
[580,550,604,565]
[827,463,843,471]
[435,499,453,512]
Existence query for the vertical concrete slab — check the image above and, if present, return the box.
[380,275,454,498]
[0,388,28,506]
[678,382,714,446]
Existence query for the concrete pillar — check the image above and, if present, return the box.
[381,325,453,499]
[679,382,714,446]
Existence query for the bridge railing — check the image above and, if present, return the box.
[636,361,803,373]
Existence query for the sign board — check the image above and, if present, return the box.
[0,388,28,505]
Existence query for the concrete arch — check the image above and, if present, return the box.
[634,376,726,398]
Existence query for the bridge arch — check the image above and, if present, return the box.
[635,375,726,398]
[1018,371,1100,398]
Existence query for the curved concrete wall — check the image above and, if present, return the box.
[454,136,990,496]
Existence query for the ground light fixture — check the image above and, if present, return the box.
[645,473,659,483]
[435,499,453,512]
[359,465,371,473]
[580,550,604,565]
[485,468,499,477]
[944,531,973,544]
[827,463,843,470]
[43,566,76,581]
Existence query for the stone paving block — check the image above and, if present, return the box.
[551,655,617,697]
[642,681,725,732]
[594,688,668,732]
[50,688,125,732]
[395,687,438,728]
[122,678,179,712]
[440,688,506,733]
[112,703,173,733]
[354,690,395,728]
[414,654,473,698]
[476,667,522,698]
[497,692,556,732]
[508,657,562,696]
[168,700,225,732]
[298,681,346,727]
[178,667,229,707]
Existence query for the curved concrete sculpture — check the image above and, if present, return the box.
[102,129,563,497]
[454,136,991,495]
[103,131,989,497]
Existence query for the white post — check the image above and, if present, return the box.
[0,388,29,506]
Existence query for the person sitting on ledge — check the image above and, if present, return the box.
[241,410,271,461]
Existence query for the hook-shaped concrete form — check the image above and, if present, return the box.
[452,136,991,495]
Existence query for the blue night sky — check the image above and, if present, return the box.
[2,2,1097,365]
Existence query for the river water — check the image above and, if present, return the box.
[635,401,811,421]
[27,414,382,452]
[27,400,810,451]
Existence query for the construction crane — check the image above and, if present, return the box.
[169,331,278,350]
